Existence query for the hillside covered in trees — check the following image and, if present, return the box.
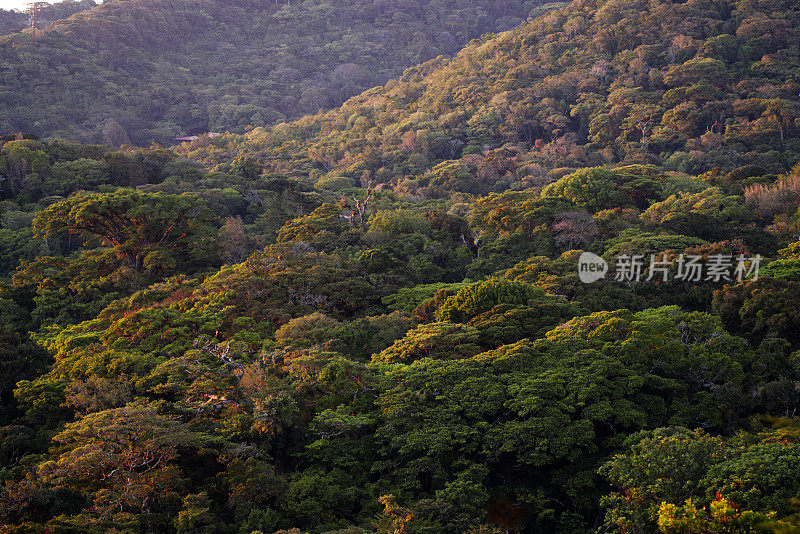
[0,0,95,36]
[2,0,800,532]
[181,0,800,186]
[0,0,551,146]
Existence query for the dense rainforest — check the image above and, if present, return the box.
[0,0,552,146]
[2,0,800,532]
[0,0,95,36]
[180,0,800,183]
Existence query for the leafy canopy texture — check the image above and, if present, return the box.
[32,190,218,273]
[0,0,542,145]
[2,0,800,531]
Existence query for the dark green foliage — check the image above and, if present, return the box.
[601,426,800,533]
[761,259,800,281]
[33,189,219,273]
[0,0,541,145]
[713,277,800,347]
[181,0,800,198]
[373,322,481,364]
[0,1,94,36]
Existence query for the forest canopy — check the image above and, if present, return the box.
[0,0,548,145]
[1,0,800,532]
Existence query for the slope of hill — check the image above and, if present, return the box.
[180,0,800,190]
[0,8,27,34]
[0,0,95,36]
[0,0,547,145]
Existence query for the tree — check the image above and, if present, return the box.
[761,99,799,142]
[37,405,204,519]
[712,278,800,347]
[373,322,481,364]
[601,426,800,534]
[542,167,661,212]
[218,216,251,264]
[435,278,544,323]
[33,190,219,273]
[657,495,782,533]
[552,211,599,250]
[600,428,729,533]
[376,335,659,530]
[101,119,131,147]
